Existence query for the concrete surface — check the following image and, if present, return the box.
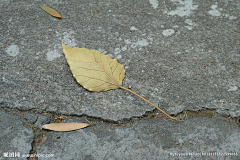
[0,0,239,159]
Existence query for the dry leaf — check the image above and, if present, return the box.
[62,43,125,92]
[40,5,62,18]
[62,43,178,121]
[42,123,91,132]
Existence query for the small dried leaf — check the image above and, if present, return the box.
[40,5,62,18]
[42,123,91,132]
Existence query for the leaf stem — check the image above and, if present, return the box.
[120,86,178,121]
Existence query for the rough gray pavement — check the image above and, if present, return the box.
[1,0,239,159]
[0,110,34,160]
[37,116,240,160]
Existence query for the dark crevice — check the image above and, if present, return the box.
[0,105,239,125]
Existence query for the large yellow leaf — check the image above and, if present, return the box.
[62,43,179,121]
[40,5,62,18]
[62,43,126,92]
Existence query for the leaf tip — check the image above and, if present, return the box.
[62,43,68,50]
[41,124,48,129]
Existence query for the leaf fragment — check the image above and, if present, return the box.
[40,5,62,18]
[42,123,91,132]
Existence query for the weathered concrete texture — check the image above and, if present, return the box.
[37,117,240,160]
[0,0,240,159]
[0,110,34,160]
[1,0,239,121]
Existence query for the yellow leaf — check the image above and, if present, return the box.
[42,123,91,132]
[40,5,62,18]
[62,43,126,92]
[62,43,179,121]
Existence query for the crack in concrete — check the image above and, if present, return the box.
[0,105,239,125]
[0,106,239,159]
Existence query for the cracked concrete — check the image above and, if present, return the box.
[0,110,33,160]
[1,0,239,159]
